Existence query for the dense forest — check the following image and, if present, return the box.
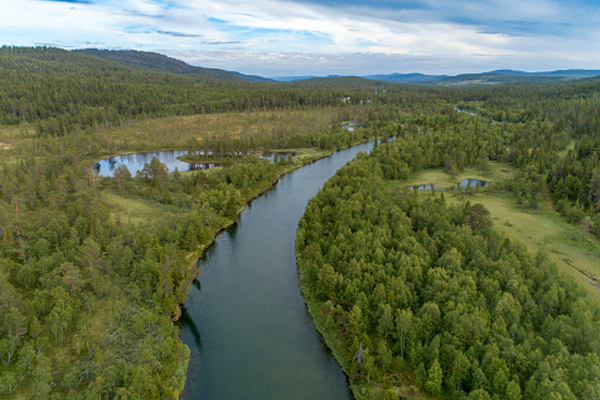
[297,80,600,399]
[0,46,383,136]
[1,46,600,399]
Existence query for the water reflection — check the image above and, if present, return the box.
[260,151,298,161]
[412,184,445,191]
[455,178,489,189]
[342,122,357,131]
[95,150,192,177]
[188,162,221,171]
[95,149,300,177]
[411,179,489,192]
[179,305,202,349]
[179,141,380,400]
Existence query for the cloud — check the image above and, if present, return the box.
[157,30,202,38]
[201,40,243,45]
[2,0,600,75]
[36,0,93,4]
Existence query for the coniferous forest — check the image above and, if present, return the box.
[1,46,600,399]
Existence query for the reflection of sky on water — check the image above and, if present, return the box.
[412,179,489,191]
[456,178,489,189]
[94,150,296,177]
[259,151,298,161]
[342,122,357,131]
[94,150,194,177]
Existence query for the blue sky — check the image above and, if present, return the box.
[1,0,599,77]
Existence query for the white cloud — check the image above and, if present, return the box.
[1,0,599,75]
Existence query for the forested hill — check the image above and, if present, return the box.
[73,49,273,83]
[0,46,383,136]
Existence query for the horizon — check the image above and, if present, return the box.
[1,0,600,77]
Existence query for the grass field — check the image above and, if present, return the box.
[397,164,600,301]
[93,107,348,156]
[102,192,179,226]
[471,194,600,300]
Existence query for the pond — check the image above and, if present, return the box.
[410,178,489,191]
[455,178,489,189]
[94,150,196,177]
[95,150,301,177]
[179,141,379,400]
[412,184,446,191]
[342,122,357,131]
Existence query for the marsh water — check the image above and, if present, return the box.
[412,179,489,191]
[95,150,303,177]
[178,142,377,400]
[456,178,489,189]
[94,150,197,177]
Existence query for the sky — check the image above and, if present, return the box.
[1,0,600,77]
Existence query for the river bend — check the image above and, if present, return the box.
[179,141,375,400]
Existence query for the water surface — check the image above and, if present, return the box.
[455,178,489,189]
[179,142,376,400]
[94,150,194,177]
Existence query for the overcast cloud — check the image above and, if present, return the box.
[1,0,599,76]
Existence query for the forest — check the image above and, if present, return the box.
[0,46,599,399]
[297,80,600,399]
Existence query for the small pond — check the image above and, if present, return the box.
[410,179,489,192]
[455,178,489,189]
[454,107,477,117]
[342,122,357,131]
[94,150,194,177]
[412,184,446,191]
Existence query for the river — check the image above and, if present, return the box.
[179,141,376,400]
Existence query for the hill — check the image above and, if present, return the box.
[428,72,572,86]
[363,72,447,83]
[276,69,600,86]
[488,69,600,78]
[0,46,361,134]
[74,49,274,82]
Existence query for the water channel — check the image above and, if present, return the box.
[179,141,377,400]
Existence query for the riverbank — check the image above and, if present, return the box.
[178,140,376,400]
[296,280,367,400]
[170,146,343,398]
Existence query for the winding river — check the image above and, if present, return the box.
[179,141,376,400]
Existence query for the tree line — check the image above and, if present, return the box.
[297,134,600,400]
[2,48,600,398]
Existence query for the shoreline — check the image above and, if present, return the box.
[174,146,338,398]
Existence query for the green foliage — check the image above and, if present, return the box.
[3,44,600,399]
[297,132,600,399]
[0,46,386,136]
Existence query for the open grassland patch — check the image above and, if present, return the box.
[102,192,177,226]
[403,162,514,190]
[0,124,37,152]
[472,195,600,298]
[437,192,600,301]
[393,163,600,300]
[94,107,348,155]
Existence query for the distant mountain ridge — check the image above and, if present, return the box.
[361,70,600,85]
[272,70,600,85]
[362,72,448,83]
[487,69,600,78]
[73,49,274,83]
[72,48,600,86]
